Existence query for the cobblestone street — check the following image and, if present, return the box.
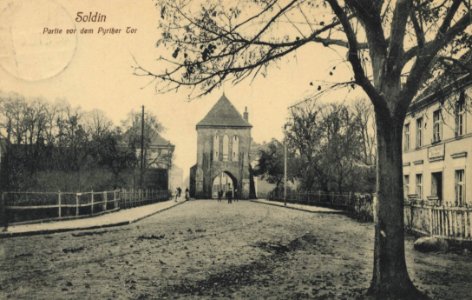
[1,200,472,299]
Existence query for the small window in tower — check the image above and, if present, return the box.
[213,135,219,161]
[233,136,239,161]
[223,135,229,161]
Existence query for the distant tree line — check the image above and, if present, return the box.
[254,98,376,194]
[0,92,170,192]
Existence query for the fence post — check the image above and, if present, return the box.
[113,190,117,209]
[58,191,62,218]
[123,189,127,208]
[130,189,132,207]
[1,192,7,229]
[75,193,80,216]
[91,190,94,215]
[103,191,107,211]
[429,206,433,236]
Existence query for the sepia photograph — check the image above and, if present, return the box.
[0,0,471,299]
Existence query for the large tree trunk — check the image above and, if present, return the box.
[368,111,427,299]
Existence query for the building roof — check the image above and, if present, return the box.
[196,94,252,128]
[150,133,173,147]
[409,51,472,113]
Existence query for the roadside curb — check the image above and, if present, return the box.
[130,200,187,224]
[250,200,346,215]
[0,200,187,239]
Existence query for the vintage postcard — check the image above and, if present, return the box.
[0,0,471,299]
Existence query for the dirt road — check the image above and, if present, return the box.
[1,200,471,299]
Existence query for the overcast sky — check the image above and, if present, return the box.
[0,0,364,180]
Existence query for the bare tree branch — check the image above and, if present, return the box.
[326,0,385,110]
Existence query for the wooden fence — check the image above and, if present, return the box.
[264,190,353,208]
[404,201,472,241]
[1,189,170,225]
[262,191,472,241]
[262,190,375,220]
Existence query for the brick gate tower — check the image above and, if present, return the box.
[190,94,254,199]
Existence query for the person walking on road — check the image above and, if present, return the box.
[1,196,7,232]
[177,187,182,198]
[174,188,179,202]
[226,190,232,204]
[185,188,190,201]
[217,190,223,202]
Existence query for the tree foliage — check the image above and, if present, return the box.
[0,93,171,191]
[121,110,173,169]
[285,100,375,192]
[139,0,471,100]
[253,138,298,189]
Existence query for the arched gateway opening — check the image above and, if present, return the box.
[212,171,238,199]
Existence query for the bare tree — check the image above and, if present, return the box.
[253,138,298,190]
[0,92,28,144]
[286,101,364,192]
[138,0,471,297]
[321,103,363,192]
[285,100,326,190]
[353,98,376,166]
[83,109,114,139]
[121,110,172,169]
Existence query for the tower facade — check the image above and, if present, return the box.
[190,94,253,199]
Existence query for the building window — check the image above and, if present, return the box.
[455,93,465,136]
[416,117,423,148]
[404,175,409,199]
[404,124,410,151]
[213,135,219,161]
[222,135,229,161]
[232,136,239,161]
[416,174,423,200]
[431,172,443,202]
[455,169,465,206]
[433,110,442,143]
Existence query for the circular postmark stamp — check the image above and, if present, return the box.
[0,0,77,81]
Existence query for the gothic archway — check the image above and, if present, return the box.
[212,171,238,199]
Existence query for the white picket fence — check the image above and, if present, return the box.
[404,201,472,241]
[263,191,472,241]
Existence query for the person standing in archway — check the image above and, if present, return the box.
[185,188,189,201]
[217,190,223,202]
[226,189,232,204]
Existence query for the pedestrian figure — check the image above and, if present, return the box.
[174,188,179,201]
[177,187,182,198]
[185,188,190,201]
[1,195,7,232]
[226,190,233,204]
[217,190,223,202]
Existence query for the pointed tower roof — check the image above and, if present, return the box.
[196,94,252,128]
